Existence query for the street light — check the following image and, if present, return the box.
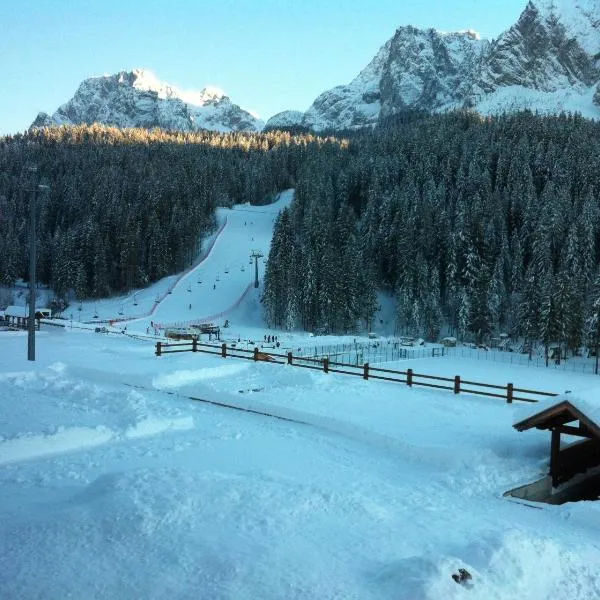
[25,165,49,361]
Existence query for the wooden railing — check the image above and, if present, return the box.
[155,340,559,404]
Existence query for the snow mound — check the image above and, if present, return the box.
[424,530,600,599]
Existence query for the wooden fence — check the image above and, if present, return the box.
[155,340,559,404]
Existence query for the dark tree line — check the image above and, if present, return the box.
[0,124,343,306]
[3,112,600,359]
[263,110,600,358]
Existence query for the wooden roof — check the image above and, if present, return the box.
[513,400,600,440]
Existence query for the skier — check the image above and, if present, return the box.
[213,283,216,290]
[189,304,192,310]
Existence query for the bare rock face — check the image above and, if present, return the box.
[378,27,487,119]
[474,1,600,97]
[31,69,263,133]
[265,0,600,131]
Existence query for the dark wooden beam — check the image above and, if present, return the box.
[555,424,595,438]
[552,438,600,486]
[534,413,575,431]
[550,427,561,486]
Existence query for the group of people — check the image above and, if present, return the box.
[263,334,280,347]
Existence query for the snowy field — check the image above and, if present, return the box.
[2,192,600,599]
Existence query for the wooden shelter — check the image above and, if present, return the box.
[3,306,51,330]
[514,400,600,487]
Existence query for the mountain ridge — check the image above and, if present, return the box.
[32,69,263,133]
[267,0,600,131]
[31,1,600,134]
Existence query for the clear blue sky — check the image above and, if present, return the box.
[1,0,528,135]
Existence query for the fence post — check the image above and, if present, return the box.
[287,351,292,365]
[221,343,227,358]
[407,368,413,387]
[254,347,259,361]
[323,357,329,373]
[363,362,369,380]
[155,341,162,357]
[192,337,197,352]
[507,382,514,404]
[454,375,461,394]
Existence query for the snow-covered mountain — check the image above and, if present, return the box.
[32,69,263,133]
[266,0,600,131]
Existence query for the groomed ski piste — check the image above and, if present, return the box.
[2,190,600,600]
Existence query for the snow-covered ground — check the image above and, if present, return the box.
[3,191,600,599]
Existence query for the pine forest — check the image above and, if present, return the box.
[2,111,600,356]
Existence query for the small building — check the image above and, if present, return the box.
[498,334,511,351]
[507,399,600,504]
[191,322,221,340]
[4,306,51,330]
[441,336,457,347]
[165,328,198,341]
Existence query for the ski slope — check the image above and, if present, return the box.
[72,190,293,332]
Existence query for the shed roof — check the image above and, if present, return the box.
[513,399,600,440]
[4,306,51,318]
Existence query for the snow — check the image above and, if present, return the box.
[43,70,263,133]
[533,0,600,56]
[474,82,600,120]
[3,190,600,598]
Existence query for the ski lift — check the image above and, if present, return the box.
[93,304,99,319]
[118,305,124,316]
[187,284,191,292]
[133,293,138,306]
[249,257,253,264]
[224,267,229,274]
[155,294,159,303]
[216,273,220,282]
[78,302,82,312]
[241,265,245,272]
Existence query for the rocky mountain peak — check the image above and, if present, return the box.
[476,0,600,95]
[266,0,600,131]
[32,69,262,133]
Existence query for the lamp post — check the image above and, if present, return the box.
[26,166,49,361]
